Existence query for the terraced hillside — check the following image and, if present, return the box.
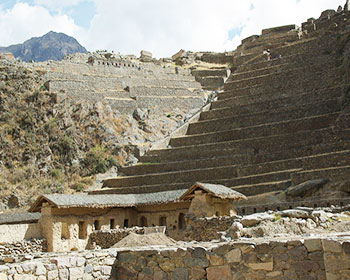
[32,54,203,114]
[94,10,350,211]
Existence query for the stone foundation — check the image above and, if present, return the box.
[0,236,349,279]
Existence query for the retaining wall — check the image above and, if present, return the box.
[1,236,350,279]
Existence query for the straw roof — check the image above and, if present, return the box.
[29,189,187,212]
[179,182,247,201]
[0,212,41,225]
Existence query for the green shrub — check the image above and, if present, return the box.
[273,214,282,222]
[83,145,117,175]
[50,168,63,179]
[52,135,77,162]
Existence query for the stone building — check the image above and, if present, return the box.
[0,53,15,60]
[29,183,246,252]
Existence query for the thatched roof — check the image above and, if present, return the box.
[0,212,41,225]
[29,189,187,212]
[179,182,247,201]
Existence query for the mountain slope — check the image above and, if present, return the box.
[0,31,87,62]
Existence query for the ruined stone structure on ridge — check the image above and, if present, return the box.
[98,9,350,214]
[30,51,204,114]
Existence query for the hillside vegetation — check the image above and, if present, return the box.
[0,60,180,210]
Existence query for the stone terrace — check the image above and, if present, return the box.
[32,57,203,114]
[95,11,350,210]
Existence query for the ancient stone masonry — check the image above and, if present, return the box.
[87,227,144,250]
[99,9,350,212]
[1,236,350,279]
[30,52,204,114]
[0,239,47,261]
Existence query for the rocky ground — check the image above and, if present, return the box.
[227,206,350,240]
[0,59,198,212]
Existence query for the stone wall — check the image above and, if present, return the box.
[0,223,41,243]
[0,237,349,279]
[324,239,350,279]
[0,250,117,280]
[31,57,204,114]
[114,239,327,279]
[87,227,144,249]
[0,239,47,262]
[185,215,235,242]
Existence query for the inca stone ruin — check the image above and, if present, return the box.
[2,3,350,280]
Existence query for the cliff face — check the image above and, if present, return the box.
[0,31,87,62]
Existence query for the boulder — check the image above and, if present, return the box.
[133,108,148,121]
[140,50,152,62]
[319,9,336,20]
[227,222,243,239]
[172,49,187,61]
[285,179,329,197]
[241,213,275,227]
[277,209,310,219]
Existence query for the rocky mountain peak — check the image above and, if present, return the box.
[0,31,87,62]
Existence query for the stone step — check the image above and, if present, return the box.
[221,71,342,99]
[237,35,334,71]
[202,86,342,120]
[197,76,225,90]
[120,148,350,182]
[103,165,238,188]
[102,168,297,194]
[301,149,350,170]
[242,31,299,52]
[236,41,332,74]
[237,149,350,178]
[133,95,203,110]
[237,158,301,178]
[95,178,291,197]
[191,69,230,78]
[45,68,197,82]
[225,64,339,92]
[232,180,291,197]
[232,53,337,81]
[232,33,301,67]
[129,86,199,97]
[103,145,350,195]
[143,140,350,175]
[212,94,340,120]
[93,182,191,195]
[216,169,301,188]
[170,113,339,147]
[142,146,253,164]
[120,155,240,176]
[246,141,350,168]
[194,99,341,133]
[291,165,350,186]
[214,83,341,107]
[143,128,350,163]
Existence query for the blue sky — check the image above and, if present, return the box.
[0,0,345,57]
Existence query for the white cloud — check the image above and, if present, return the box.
[0,2,82,47]
[33,0,87,10]
[83,0,345,58]
[0,0,346,57]
[84,0,253,57]
[237,0,345,43]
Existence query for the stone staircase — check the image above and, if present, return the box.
[93,22,350,207]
